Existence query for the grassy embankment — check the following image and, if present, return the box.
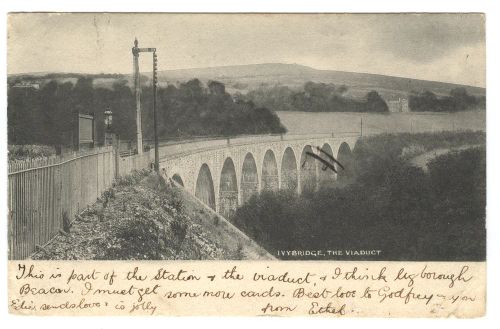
[32,169,273,260]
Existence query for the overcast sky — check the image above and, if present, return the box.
[7,13,485,87]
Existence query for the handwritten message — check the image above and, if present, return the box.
[9,261,485,317]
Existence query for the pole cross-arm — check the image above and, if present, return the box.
[138,47,156,53]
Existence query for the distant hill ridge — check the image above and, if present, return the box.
[158,63,485,97]
[9,63,485,98]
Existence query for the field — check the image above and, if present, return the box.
[276,110,486,136]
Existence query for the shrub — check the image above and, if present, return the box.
[8,144,56,160]
[99,216,166,260]
[170,218,188,251]
[115,168,151,187]
[62,211,71,233]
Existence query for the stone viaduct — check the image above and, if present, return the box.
[159,134,359,219]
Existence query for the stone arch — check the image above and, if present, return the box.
[219,157,238,219]
[337,142,354,181]
[195,163,216,210]
[172,174,184,187]
[280,147,298,192]
[318,143,336,187]
[261,149,279,191]
[300,145,317,193]
[241,152,259,204]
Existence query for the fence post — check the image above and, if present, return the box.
[114,137,120,178]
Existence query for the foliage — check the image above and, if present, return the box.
[114,168,151,187]
[8,77,287,146]
[233,131,486,261]
[103,215,167,260]
[170,217,188,251]
[352,130,485,187]
[8,144,56,160]
[152,79,286,138]
[409,87,486,112]
[244,81,388,113]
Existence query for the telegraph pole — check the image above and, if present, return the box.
[132,38,143,154]
[132,38,159,170]
[152,51,159,172]
[132,38,156,155]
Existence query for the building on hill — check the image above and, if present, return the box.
[12,81,41,90]
[387,97,409,113]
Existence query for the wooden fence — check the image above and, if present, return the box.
[8,146,153,259]
[118,150,152,177]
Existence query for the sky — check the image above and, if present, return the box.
[7,13,486,87]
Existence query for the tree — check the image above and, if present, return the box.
[208,80,226,96]
[245,82,387,113]
[409,88,483,112]
[364,91,389,113]
[449,87,477,111]
[7,77,287,146]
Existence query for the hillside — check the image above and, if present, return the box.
[9,63,485,101]
[157,63,486,100]
[32,170,273,260]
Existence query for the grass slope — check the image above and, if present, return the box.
[32,169,273,260]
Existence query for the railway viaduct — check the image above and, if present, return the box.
[158,134,359,219]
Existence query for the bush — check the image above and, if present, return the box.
[170,218,188,251]
[8,144,56,160]
[114,168,151,187]
[98,216,166,260]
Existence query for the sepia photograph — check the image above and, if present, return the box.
[6,13,486,264]
[5,3,498,319]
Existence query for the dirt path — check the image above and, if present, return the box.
[409,144,482,171]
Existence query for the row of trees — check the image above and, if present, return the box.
[233,131,486,261]
[245,82,485,113]
[152,79,285,138]
[7,78,286,146]
[7,73,132,84]
[409,87,486,112]
[244,81,389,113]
